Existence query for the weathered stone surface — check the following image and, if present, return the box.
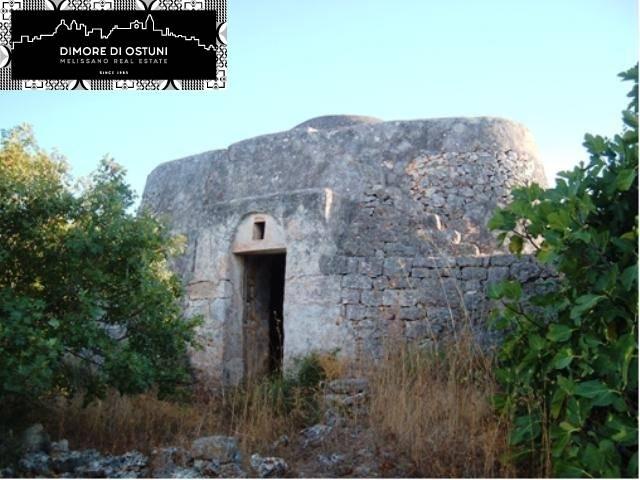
[149,447,190,478]
[216,462,247,478]
[17,445,150,478]
[359,257,384,277]
[383,257,413,276]
[0,467,15,478]
[461,267,488,281]
[490,254,518,266]
[342,274,373,289]
[398,306,424,321]
[487,266,510,284]
[413,256,456,269]
[21,424,50,454]
[360,289,383,306]
[511,260,541,283]
[186,281,216,300]
[382,289,419,307]
[317,452,346,468]
[299,424,332,447]
[141,115,547,386]
[456,256,488,267]
[387,275,412,289]
[341,288,360,305]
[18,452,52,476]
[190,435,241,464]
[346,305,373,321]
[250,454,288,478]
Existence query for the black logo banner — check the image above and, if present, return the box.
[12,10,217,80]
[0,0,227,91]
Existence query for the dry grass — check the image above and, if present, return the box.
[39,378,314,456]
[368,331,514,478]
[32,338,515,477]
[315,352,347,381]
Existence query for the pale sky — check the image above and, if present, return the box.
[0,0,637,200]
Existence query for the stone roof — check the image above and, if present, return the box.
[292,115,382,131]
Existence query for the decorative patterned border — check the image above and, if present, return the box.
[0,0,226,90]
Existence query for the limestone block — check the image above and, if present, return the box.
[398,307,423,321]
[490,254,518,266]
[346,305,373,321]
[360,289,383,306]
[411,267,439,279]
[358,257,383,277]
[456,256,488,267]
[383,257,413,276]
[382,289,420,307]
[461,267,488,281]
[186,281,216,300]
[487,266,509,285]
[341,289,360,305]
[286,275,341,304]
[190,436,241,464]
[387,275,412,289]
[341,274,373,289]
[511,260,541,283]
[413,256,456,268]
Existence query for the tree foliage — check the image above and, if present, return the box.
[0,126,201,405]
[489,65,638,477]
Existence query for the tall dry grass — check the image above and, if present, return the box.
[35,351,345,457]
[40,382,304,456]
[32,335,516,477]
[368,331,514,478]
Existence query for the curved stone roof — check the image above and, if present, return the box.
[292,115,382,130]
[142,116,547,253]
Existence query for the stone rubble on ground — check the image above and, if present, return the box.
[21,424,50,454]
[323,408,344,428]
[299,423,332,448]
[190,435,242,464]
[8,426,249,479]
[18,445,149,478]
[5,382,417,478]
[317,452,346,468]
[271,434,289,449]
[249,453,289,478]
[326,378,369,395]
[323,377,369,412]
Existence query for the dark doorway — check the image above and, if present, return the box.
[242,253,286,381]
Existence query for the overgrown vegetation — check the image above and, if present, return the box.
[488,65,638,477]
[0,125,201,410]
[33,353,338,456]
[32,341,509,477]
[369,333,513,478]
[2,67,636,478]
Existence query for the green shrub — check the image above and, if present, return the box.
[488,65,638,477]
[0,126,201,407]
[294,352,328,388]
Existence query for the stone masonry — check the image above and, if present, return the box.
[141,115,548,387]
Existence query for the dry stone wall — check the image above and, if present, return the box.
[405,149,541,251]
[142,115,550,386]
[322,250,553,359]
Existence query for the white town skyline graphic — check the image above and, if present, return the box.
[12,14,215,52]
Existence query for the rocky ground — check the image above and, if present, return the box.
[1,378,418,478]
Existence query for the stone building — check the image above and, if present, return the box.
[141,115,548,386]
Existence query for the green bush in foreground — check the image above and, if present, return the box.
[0,126,201,407]
[489,65,638,477]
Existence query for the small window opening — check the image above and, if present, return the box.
[253,221,266,240]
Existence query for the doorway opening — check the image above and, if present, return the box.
[242,253,286,381]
